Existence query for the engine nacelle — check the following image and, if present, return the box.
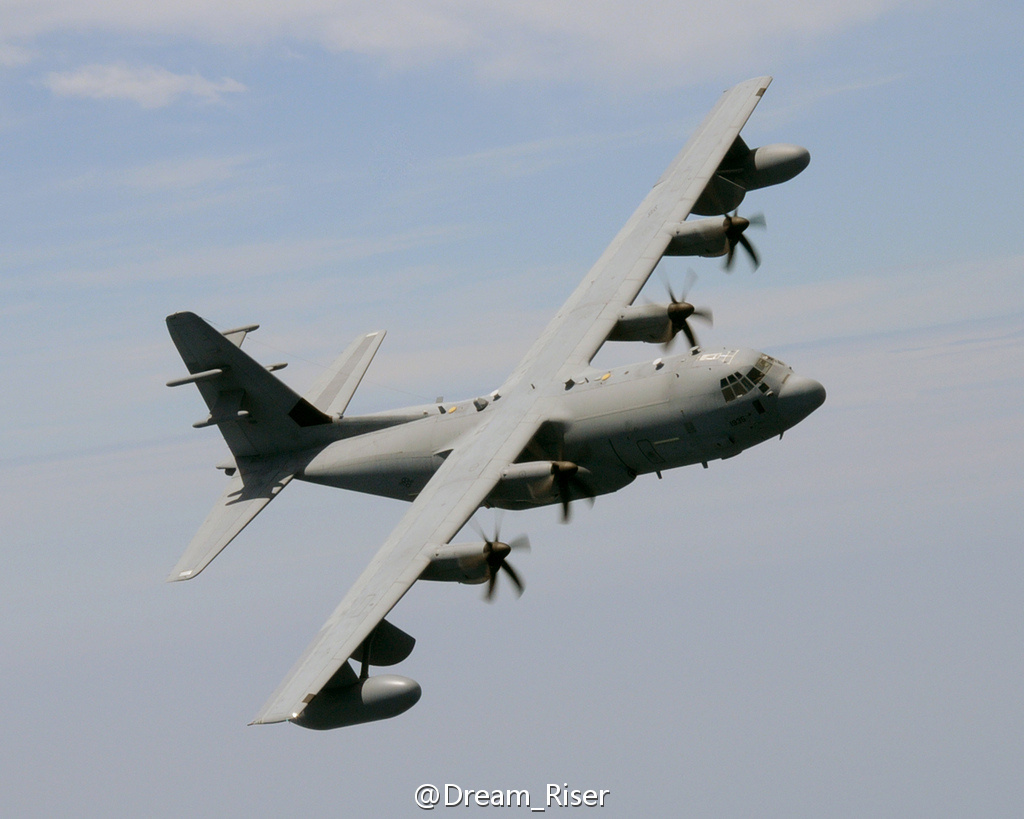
[292,671,422,730]
[607,302,674,344]
[420,541,491,584]
[663,216,733,258]
[487,460,594,508]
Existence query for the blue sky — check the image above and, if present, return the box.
[2,2,1023,816]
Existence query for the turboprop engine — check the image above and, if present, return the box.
[420,520,530,600]
[609,270,712,347]
[663,213,764,266]
[420,541,496,584]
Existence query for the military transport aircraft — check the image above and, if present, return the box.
[166,76,822,730]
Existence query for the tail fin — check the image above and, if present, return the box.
[166,312,334,459]
[303,330,385,417]
[166,313,387,580]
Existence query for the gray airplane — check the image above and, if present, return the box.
[166,76,821,730]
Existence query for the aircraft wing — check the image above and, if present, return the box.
[504,75,773,389]
[251,396,544,724]
[251,76,773,725]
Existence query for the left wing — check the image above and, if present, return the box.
[504,75,773,389]
[252,76,773,726]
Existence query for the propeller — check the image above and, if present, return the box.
[661,269,713,350]
[524,425,597,522]
[548,460,595,523]
[472,513,530,601]
[723,211,765,271]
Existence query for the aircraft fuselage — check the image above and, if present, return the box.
[297,346,825,509]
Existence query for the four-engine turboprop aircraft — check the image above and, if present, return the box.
[166,76,823,730]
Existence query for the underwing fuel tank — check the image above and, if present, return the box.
[692,141,810,215]
[291,673,422,730]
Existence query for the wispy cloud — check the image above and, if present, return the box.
[44,63,245,108]
[426,128,648,181]
[10,0,921,88]
[111,154,259,191]
[0,43,35,67]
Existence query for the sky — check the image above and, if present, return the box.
[2,1,1023,816]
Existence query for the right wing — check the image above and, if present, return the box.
[504,75,773,388]
[251,393,543,724]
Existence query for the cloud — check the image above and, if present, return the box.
[10,0,921,86]
[110,154,258,190]
[0,43,35,67]
[43,63,245,108]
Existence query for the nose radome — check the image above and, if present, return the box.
[776,374,826,429]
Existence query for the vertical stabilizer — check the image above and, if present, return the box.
[304,331,386,418]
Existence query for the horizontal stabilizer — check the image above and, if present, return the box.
[166,312,333,459]
[167,457,297,582]
[304,331,385,417]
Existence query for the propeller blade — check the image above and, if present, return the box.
[681,267,697,301]
[660,270,712,350]
[659,269,712,350]
[723,211,763,271]
[554,470,595,522]
[501,561,524,595]
[470,518,487,541]
[737,233,760,269]
[559,478,572,522]
[682,321,697,349]
[725,241,736,270]
[509,534,531,553]
[549,460,577,522]
[474,512,529,601]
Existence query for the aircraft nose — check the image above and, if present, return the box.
[776,374,826,429]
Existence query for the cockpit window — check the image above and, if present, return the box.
[721,356,774,403]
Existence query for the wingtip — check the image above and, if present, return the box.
[248,714,289,727]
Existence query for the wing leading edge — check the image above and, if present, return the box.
[251,76,774,726]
